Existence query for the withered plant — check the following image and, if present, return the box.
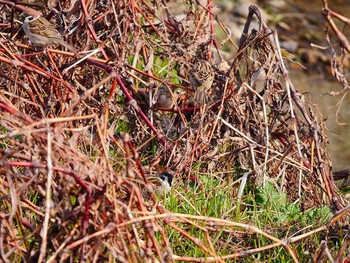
[0,0,348,262]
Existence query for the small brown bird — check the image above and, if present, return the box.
[155,171,173,194]
[23,15,77,52]
[153,86,184,109]
[143,171,174,197]
[189,60,215,105]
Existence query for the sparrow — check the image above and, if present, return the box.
[152,85,184,109]
[144,171,174,196]
[189,60,215,105]
[156,171,173,194]
[22,15,77,52]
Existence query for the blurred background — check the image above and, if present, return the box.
[169,0,350,170]
[259,0,350,172]
[224,0,350,171]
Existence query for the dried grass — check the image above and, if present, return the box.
[0,0,348,262]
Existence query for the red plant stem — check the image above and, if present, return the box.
[79,0,100,43]
[82,58,165,144]
[6,161,91,230]
[116,76,166,145]
[0,101,35,124]
[80,58,166,145]
[132,0,160,33]
[0,55,50,79]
